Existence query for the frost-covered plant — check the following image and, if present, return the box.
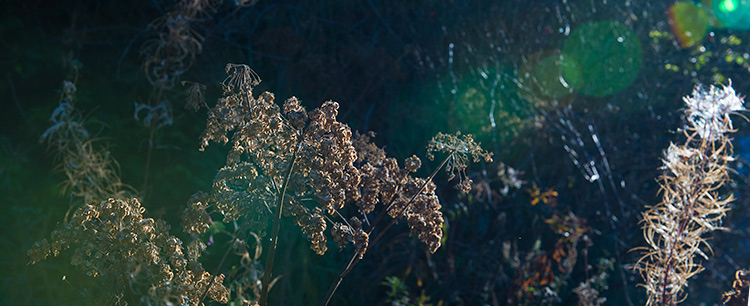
[636,82,744,305]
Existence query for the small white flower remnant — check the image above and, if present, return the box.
[663,143,698,177]
[684,81,745,141]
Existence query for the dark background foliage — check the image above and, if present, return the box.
[4,0,750,305]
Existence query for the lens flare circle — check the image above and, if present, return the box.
[561,21,642,97]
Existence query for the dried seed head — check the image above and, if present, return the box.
[684,81,744,141]
[427,132,492,193]
[404,155,421,173]
[638,82,743,305]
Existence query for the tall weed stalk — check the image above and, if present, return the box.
[636,82,745,305]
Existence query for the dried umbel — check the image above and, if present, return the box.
[198,64,360,254]
[33,75,229,305]
[322,130,493,306]
[193,64,493,306]
[426,131,493,193]
[28,197,229,305]
[636,83,744,305]
[181,191,212,236]
[198,64,453,259]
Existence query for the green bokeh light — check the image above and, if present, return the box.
[668,2,710,48]
[534,53,577,98]
[386,63,532,156]
[721,0,738,12]
[518,51,577,100]
[713,0,750,29]
[561,21,642,97]
[451,65,532,142]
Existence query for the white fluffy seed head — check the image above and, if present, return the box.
[684,81,744,141]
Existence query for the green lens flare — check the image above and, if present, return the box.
[561,21,642,97]
[721,0,738,12]
[667,2,710,48]
[714,0,750,30]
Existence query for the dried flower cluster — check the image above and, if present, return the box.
[32,62,492,305]
[29,197,229,305]
[389,177,442,253]
[197,64,360,255]
[505,210,592,305]
[347,131,443,254]
[426,132,492,193]
[181,191,212,236]
[194,64,492,305]
[197,64,460,259]
[636,83,744,305]
[574,258,612,306]
[683,82,744,141]
[497,162,524,196]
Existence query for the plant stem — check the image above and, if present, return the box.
[320,253,360,306]
[659,140,712,305]
[259,145,300,306]
[142,125,155,193]
[141,88,162,197]
[199,238,236,303]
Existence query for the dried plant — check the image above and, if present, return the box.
[30,74,229,305]
[141,0,219,89]
[574,258,613,306]
[722,270,750,306]
[40,76,131,212]
[137,0,246,191]
[190,63,491,306]
[321,130,491,306]
[30,60,491,305]
[635,82,745,305]
[426,131,493,193]
[28,197,229,305]
[505,208,592,305]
